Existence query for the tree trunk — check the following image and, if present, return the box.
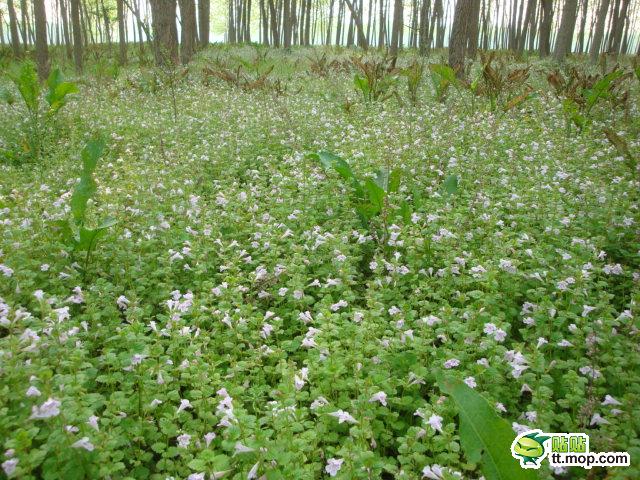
[449,0,473,78]
[589,0,609,61]
[389,0,402,56]
[517,0,536,52]
[418,0,430,54]
[7,0,21,56]
[150,0,179,65]
[576,0,588,53]
[268,0,280,46]
[609,0,629,54]
[34,0,49,80]
[344,0,369,49]
[553,0,578,61]
[179,0,197,63]
[70,0,83,72]
[538,0,553,57]
[117,0,127,64]
[467,0,480,58]
[199,0,210,46]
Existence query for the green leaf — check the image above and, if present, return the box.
[437,375,538,480]
[76,218,117,251]
[442,175,459,196]
[388,168,402,193]
[364,178,385,211]
[71,175,97,225]
[8,62,40,114]
[81,137,106,175]
[354,74,369,98]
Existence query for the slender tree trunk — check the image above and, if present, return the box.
[576,0,588,53]
[199,0,210,46]
[538,0,553,56]
[553,0,578,61]
[268,0,280,46]
[389,0,402,56]
[117,0,127,64]
[7,0,21,56]
[70,0,83,71]
[449,0,473,77]
[344,0,369,48]
[517,0,535,51]
[589,0,611,64]
[609,0,629,54]
[467,0,480,58]
[34,0,49,80]
[58,0,72,58]
[377,0,385,48]
[179,0,197,63]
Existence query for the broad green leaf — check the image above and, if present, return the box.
[442,174,459,196]
[71,176,97,225]
[8,62,40,114]
[81,137,106,174]
[438,375,538,480]
[364,178,385,211]
[354,74,369,97]
[77,218,116,251]
[316,150,343,170]
[388,168,402,193]
[355,203,379,225]
[584,70,623,111]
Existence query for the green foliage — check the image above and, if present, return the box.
[312,150,408,244]
[429,63,457,102]
[2,62,77,162]
[351,56,398,102]
[438,375,538,480]
[401,61,424,106]
[54,137,117,277]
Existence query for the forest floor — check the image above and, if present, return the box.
[0,46,639,479]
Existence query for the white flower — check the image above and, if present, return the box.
[369,391,387,406]
[602,395,622,406]
[499,259,517,274]
[443,358,460,369]
[422,464,445,479]
[177,399,192,414]
[234,442,254,454]
[177,433,191,448]
[187,474,205,480]
[2,458,18,476]
[325,458,344,477]
[328,410,358,424]
[427,414,444,433]
[582,305,596,317]
[87,415,99,431]
[26,386,41,397]
[30,398,61,419]
[310,396,329,410]
[590,413,610,426]
[71,437,95,451]
[204,432,216,447]
[247,461,260,479]
[117,295,130,310]
[464,376,477,389]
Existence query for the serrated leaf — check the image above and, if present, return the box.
[437,375,538,480]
